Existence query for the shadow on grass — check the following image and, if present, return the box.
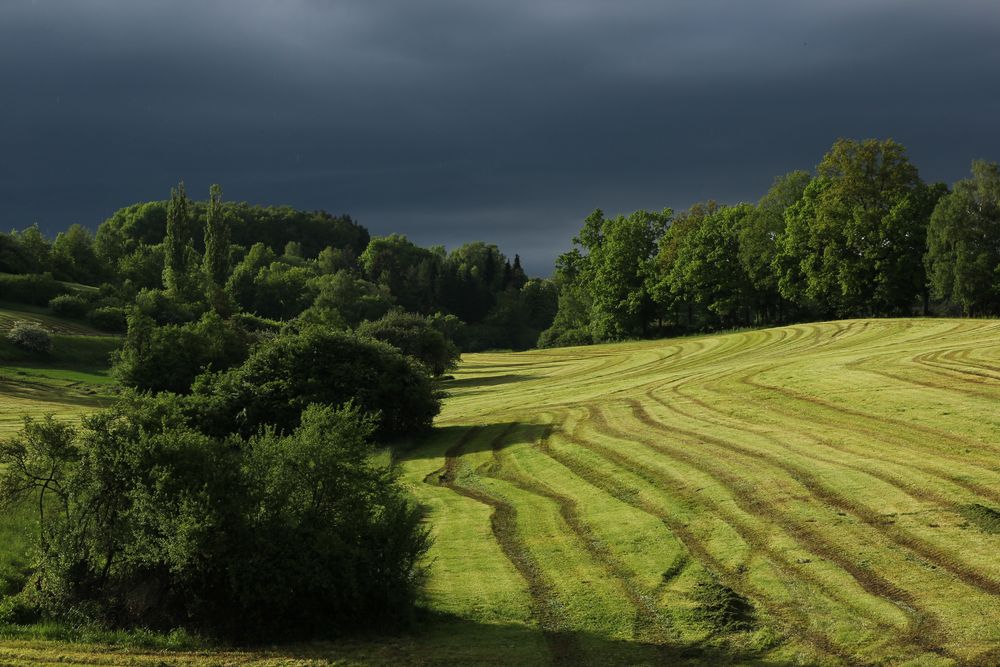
[252,611,794,666]
[442,373,540,389]
[0,612,792,666]
[403,423,551,462]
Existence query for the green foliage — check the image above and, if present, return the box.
[775,138,940,317]
[316,245,356,274]
[98,199,369,265]
[202,184,230,290]
[7,321,53,354]
[12,225,52,274]
[650,201,721,329]
[50,224,106,285]
[548,208,670,343]
[162,182,199,301]
[0,273,69,306]
[925,160,1000,315]
[112,310,250,394]
[0,402,429,641]
[664,204,756,328]
[246,262,318,320]
[737,171,811,322]
[85,306,127,333]
[301,270,395,328]
[133,288,200,325]
[361,234,444,315]
[356,310,459,375]
[48,294,91,319]
[224,242,275,313]
[192,326,440,440]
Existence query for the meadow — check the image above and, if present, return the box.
[3,317,1000,664]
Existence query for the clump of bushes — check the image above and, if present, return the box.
[85,305,128,333]
[6,321,53,354]
[356,310,459,375]
[112,310,251,394]
[0,403,429,641]
[48,294,91,319]
[192,326,440,440]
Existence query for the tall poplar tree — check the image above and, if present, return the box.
[163,181,195,300]
[203,184,229,287]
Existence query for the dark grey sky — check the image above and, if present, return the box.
[2,1,999,274]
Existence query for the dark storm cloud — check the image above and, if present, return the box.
[1,1,999,273]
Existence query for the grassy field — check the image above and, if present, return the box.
[0,304,118,436]
[3,318,1000,664]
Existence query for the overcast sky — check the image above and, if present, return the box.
[2,1,998,274]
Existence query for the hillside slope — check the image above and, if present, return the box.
[404,319,1000,665]
[3,318,1000,665]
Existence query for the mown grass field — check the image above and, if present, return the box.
[3,318,1000,665]
[0,305,118,437]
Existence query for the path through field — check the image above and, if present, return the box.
[402,319,1000,665]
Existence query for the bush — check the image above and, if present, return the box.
[7,321,53,354]
[356,311,459,375]
[112,311,251,394]
[85,306,128,333]
[537,325,592,348]
[48,294,92,318]
[0,403,429,641]
[0,273,68,306]
[192,326,440,440]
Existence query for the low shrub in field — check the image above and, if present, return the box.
[48,294,91,319]
[86,305,128,332]
[0,401,429,641]
[6,321,53,354]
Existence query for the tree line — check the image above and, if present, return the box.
[541,138,1000,346]
[0,187,557,352]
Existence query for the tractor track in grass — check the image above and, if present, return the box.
[624,397,1000,601]
[540,423,875,663]
[581,403,951,657]
[481,421,678,658]
[737,369,1000,456]
[432,425,583,665]
[666,379,1000,507]
[649,384,962,508]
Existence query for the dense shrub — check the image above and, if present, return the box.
[537,326,592,348]
[48,294,92,319]
[133,288,200,325]
[0,273,68,306]
[6,321,53,354]
[0,401,429,641]
[192,326,440,439]
[112,310,251,394]
[356,311,459,375]
[86,306,128,333]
